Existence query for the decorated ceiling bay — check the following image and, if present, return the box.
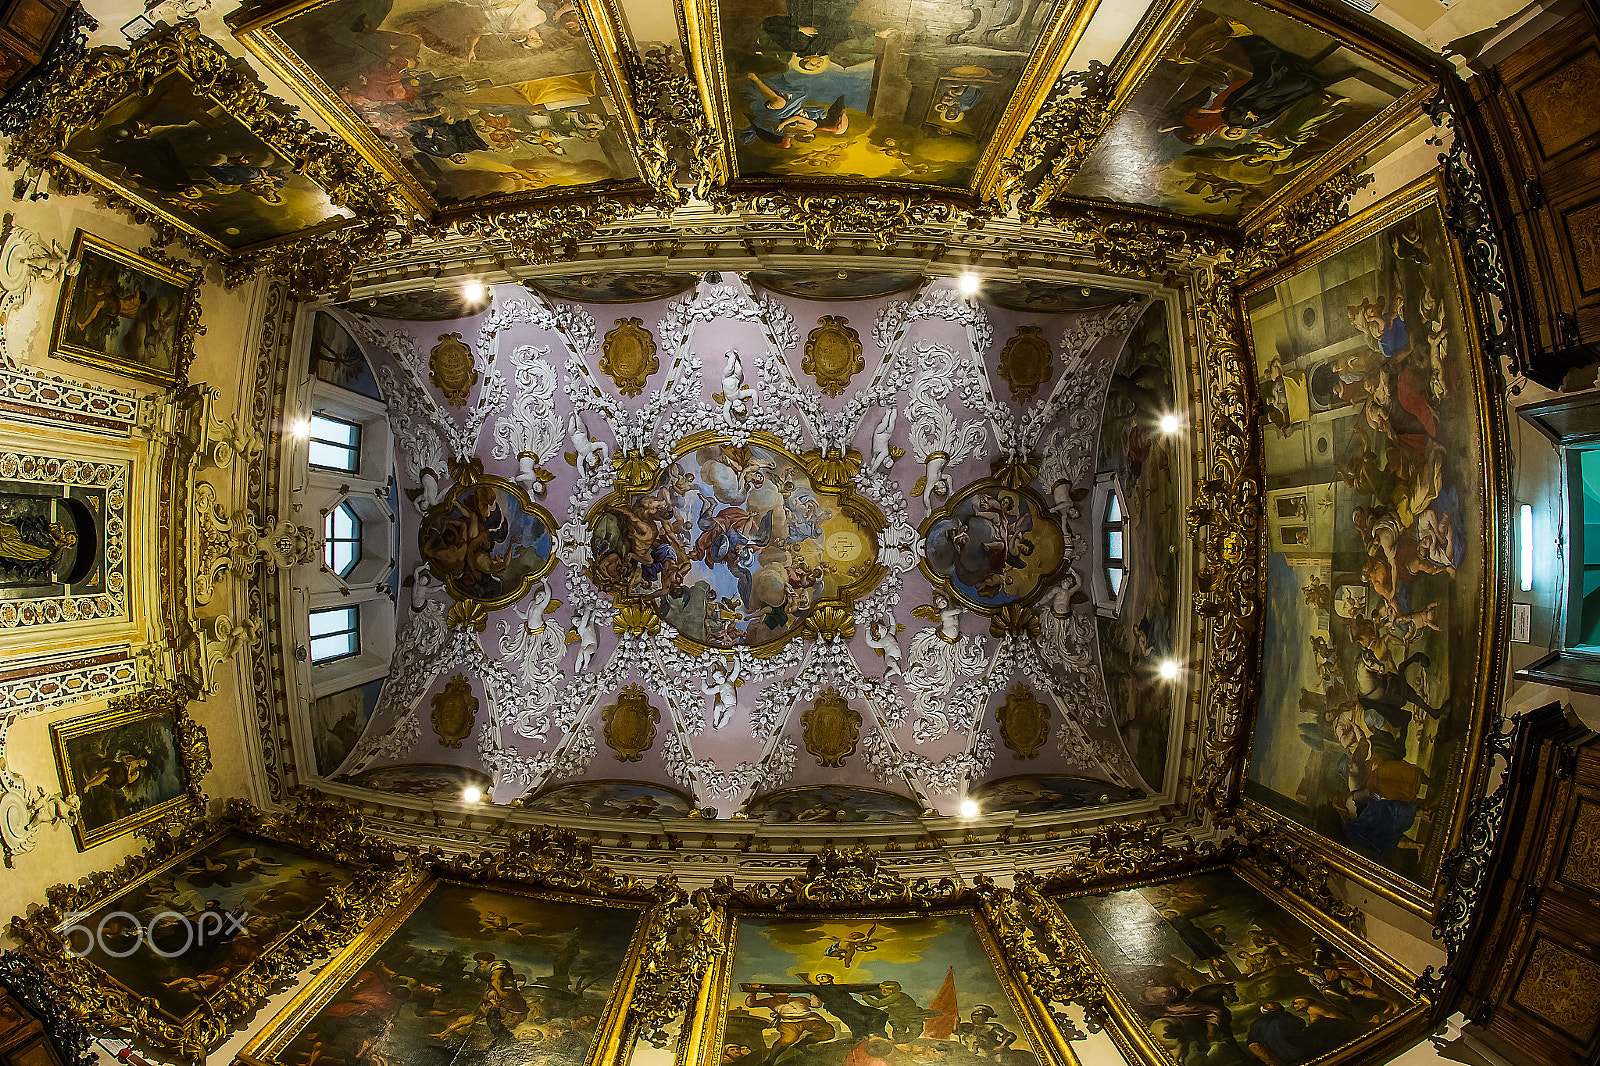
[321,272,1190,820]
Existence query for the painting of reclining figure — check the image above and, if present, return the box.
[1242,183,1495,911]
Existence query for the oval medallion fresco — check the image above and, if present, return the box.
[524,272,700,303]
[521,780,694,818]
[920,482,1066,608]
[750,269,922,301]
[418,463,556,609]
[588,437,883,649]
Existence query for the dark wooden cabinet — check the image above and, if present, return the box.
[0,0,69,96]
[1453,705,1600,1066]
[0,988,69,1066]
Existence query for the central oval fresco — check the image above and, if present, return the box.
[587,434,884,649]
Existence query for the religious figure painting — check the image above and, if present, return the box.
[1064,0,1418,222]
[311,311,383,399]
[522,780,696,818]
[967,774,1139,816]
[1051,868,1419,1066]
[417,467,556,608]
[233,0,640,208]
[245,881,649,1066]
[62,831,356,1024]
[49,232,197,387]
[312,679,385,777]
[713,0,1061,188]
[0,488,98,594]
[587,440,881,649]
[713,913,1050,1066]
[1241,180,1496,911]
[1096,302,1181,792]
[51,701,187,849]
[749,270,922,301]
[59,71,353,250]
[920,484,1064,609]
[525,272,700,303]
[743,786,924,823]
[343,763,494,797]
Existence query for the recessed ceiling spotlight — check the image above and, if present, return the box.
[958,273,980,296]
[960,798,979,818]
[462,281,485,302]
[1159,414,1182,434]
[1159,660,1180,681]
[462,786,483,803]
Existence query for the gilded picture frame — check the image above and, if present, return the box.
[8,797,424,1063]
[1236,172,1509,917]
[226,0,658,217]
[49,688,210,851]
[681,883,1081,1066]
[1035,862,1429,1066]
[1046,0,1437,228]
[233,875,660,1066]
[48,231,202,388]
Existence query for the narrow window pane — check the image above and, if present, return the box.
[1106,530,1123,559]
[310,413,360,446]
[1108,568,1124,595]
[309,440,355,471]
[310,633,356,662]
[309,606,356,637]
[1107,494,1121,522]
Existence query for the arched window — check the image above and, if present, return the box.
[1103,489,1126,598]
[324,502,362,578]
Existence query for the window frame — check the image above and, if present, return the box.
[323,501,363,579]
[308,412,362,473]
[308,605,361,664]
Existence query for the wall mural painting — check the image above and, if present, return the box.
[1053,868,1417,1066]
[1065,0,1415,222]
[743,786,924,823]
[1242,185,1491,906]
[920,482,1065,609]
[715,912,1049,1066]
[49,232,198,388]
[343,762,494,797]
[981,280,1128,314]
[750,270,923,301]
[51,701,187,849]
[349,289,495,321]
[588,439,882,649]
[522,780,696,818]
[312,311,383,399]
[62,71,353,249]
[967,774,1138,816]
[63,831,354,1023]
[313,678,386,777]
[715,0,1057,187]
[525,273,700,303]
[241,0,639,206]
[1097,302,1180,792]
[248,881,648,1066]
[419,463,557,609]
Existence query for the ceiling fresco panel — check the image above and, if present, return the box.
[1061,0,1427,224]
[229,0,644,212]
[687,0,1099,191]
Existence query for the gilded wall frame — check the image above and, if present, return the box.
[8,797,423,1063]
[49,688,209,850]
[226,0,658,218]
[48,231,201,388]
[1236,173,1508,917]
[234,875,660,1066]
[1035,862,1429,1066]
[1041,0,1438,230]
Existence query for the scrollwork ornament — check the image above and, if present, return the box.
[728,846,962,910]
[990,62,1112,219]
[0,951,97,1066]
[1236,158,1374,277]
[971,876,1105,1013]
[450,195,652,264]
[1034,823,1227,897]
[742,191,988,249]
[626,879,722,1042]
[437,825,650,897]
[1236,811,1363,934]
[622,46,725,205]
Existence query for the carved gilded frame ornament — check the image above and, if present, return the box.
[48,688,211,851]
[4,24,399,297]
[1233,174,1509,918]
[8,795,425,1064]
[237,827,676,1066]
[1026,861,1430,1066]
[678,849,1079,1066]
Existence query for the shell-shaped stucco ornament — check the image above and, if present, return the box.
[599,318,659,397]
[996,683,1050,760]
[602,683,660,762]
[429,673,479,748]
[802,315,865,396]
[429,332,478,406]
[802,687,862,768]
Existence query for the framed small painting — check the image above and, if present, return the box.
[691,906,1072,1066]
[236,878,654,1066]
[49,231,200,387]
[1045,865,1427,1066]
[49,689,205,850]
[1239,174,1506,915]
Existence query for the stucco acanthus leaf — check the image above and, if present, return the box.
[903,627,987,744]
[906,343,989,512]
[755,292,798,352]
[859,727,905,786]
[346,599,450,770]
[1037,607,1096,672]
[875,287,992,355]
[496,605,568,728]
[490,345,561,472]
[901,727,995,795]
[375,365,448,488]
[551,303,598,359]
[1052,712,1102,774]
